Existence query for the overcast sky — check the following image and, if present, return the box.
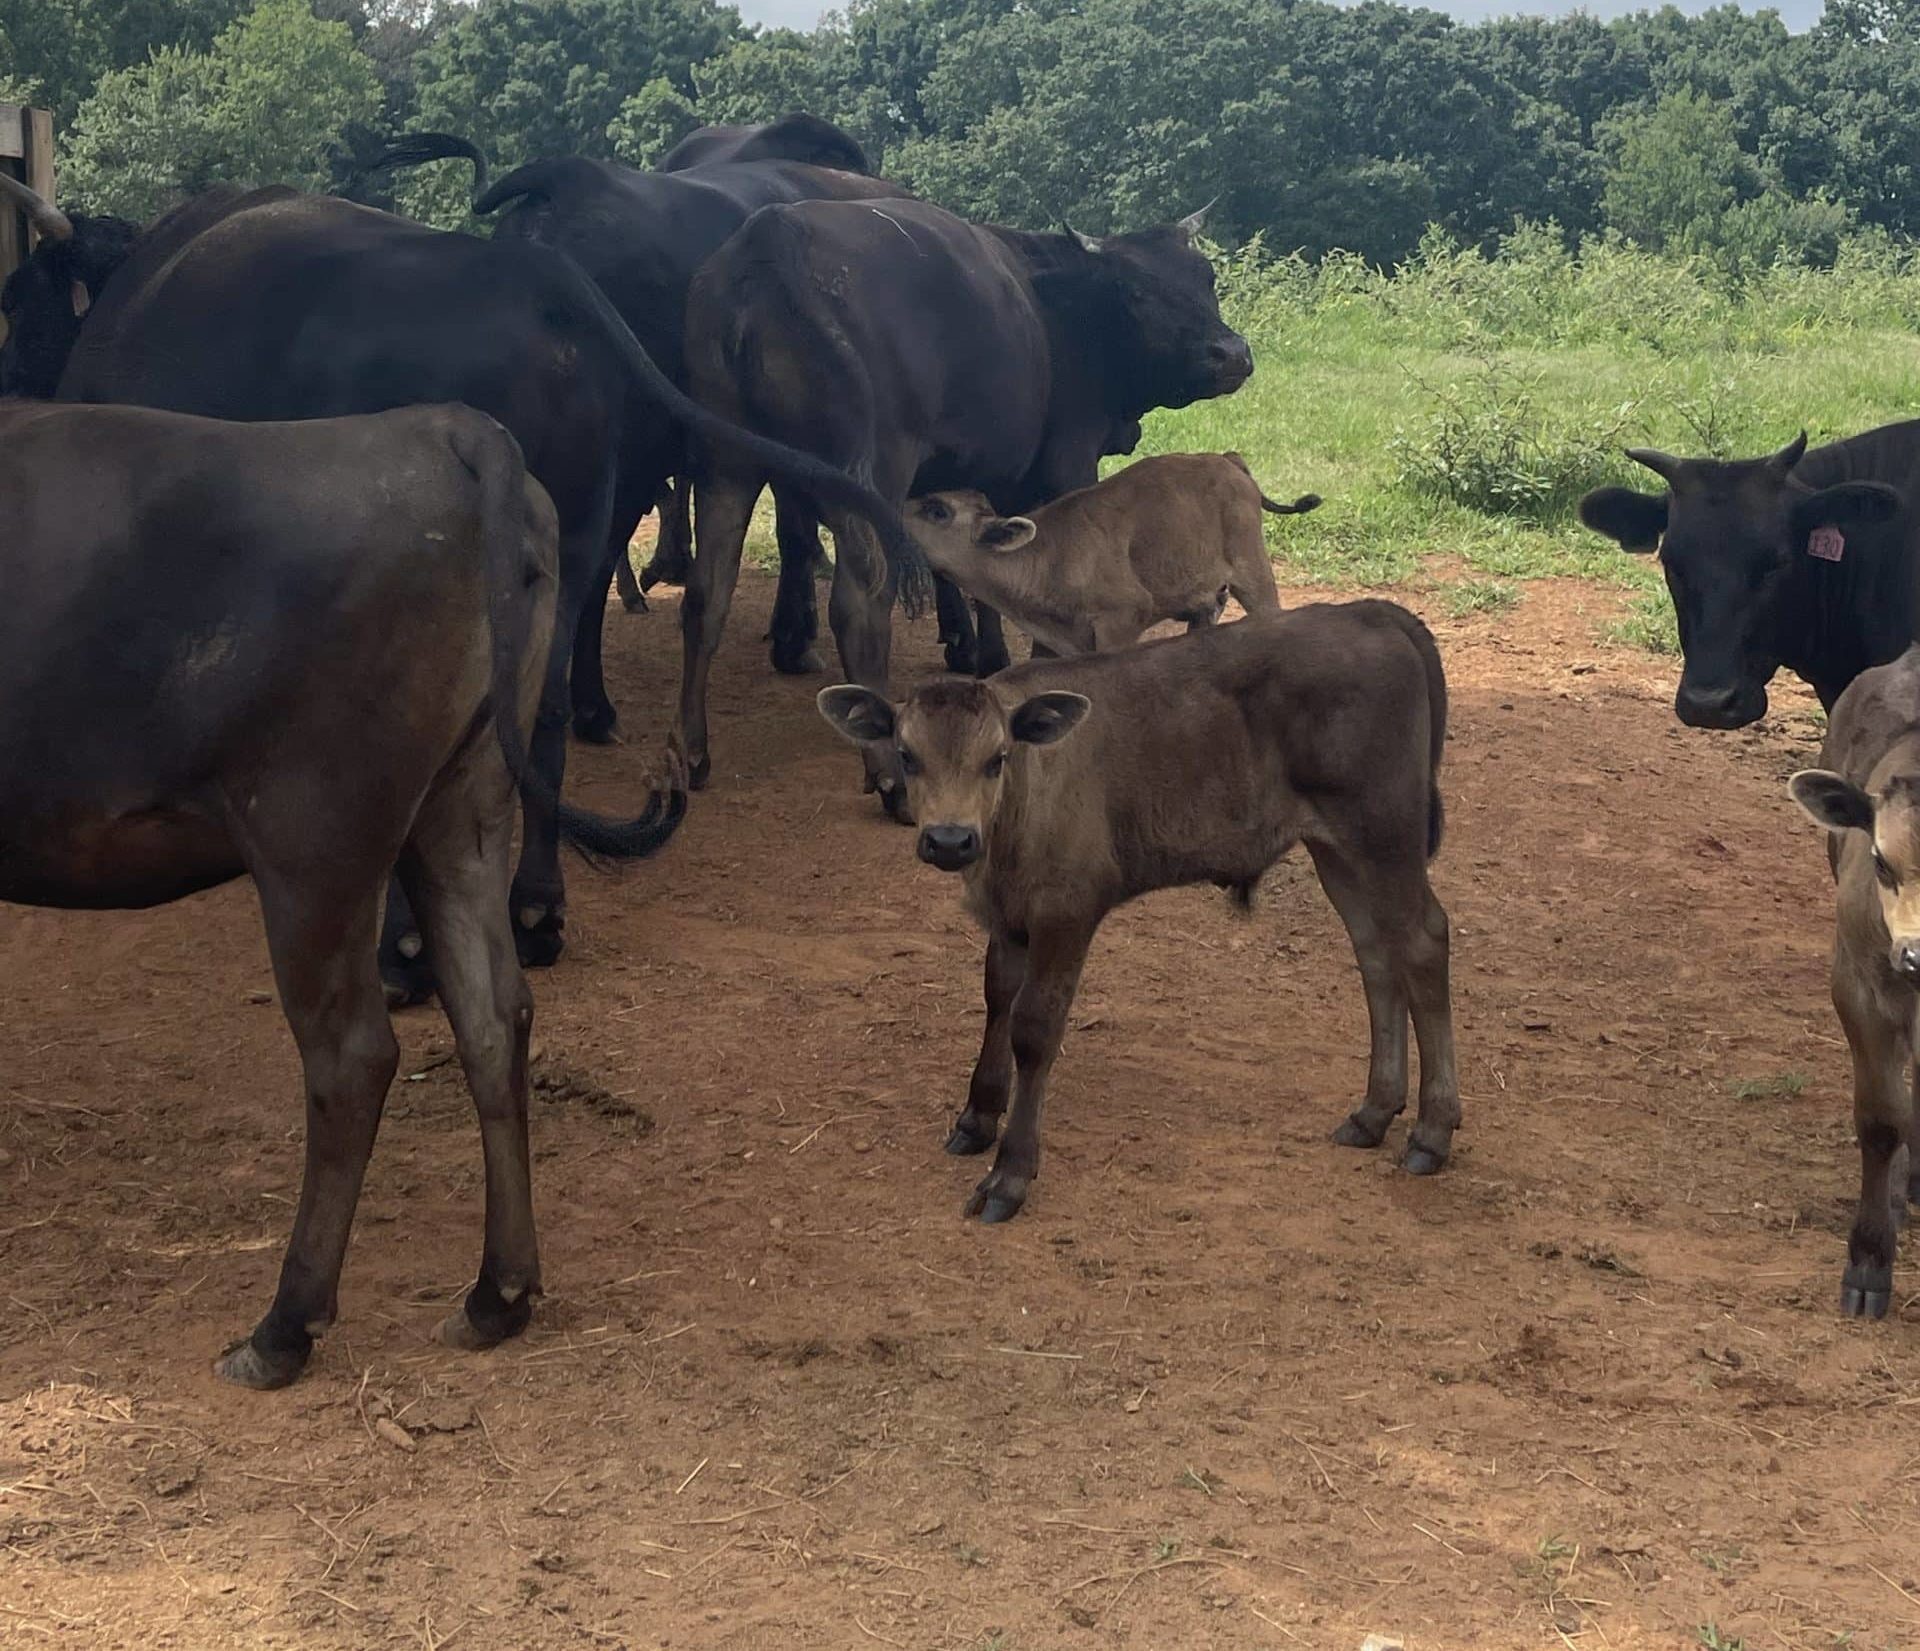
[738,0,1821,32]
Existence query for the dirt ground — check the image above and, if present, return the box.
[3,567,1917,1651]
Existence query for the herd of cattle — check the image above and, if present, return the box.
[2,111,1918,1389]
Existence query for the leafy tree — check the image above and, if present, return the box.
[61,0,382,219]
[0,0,245,121]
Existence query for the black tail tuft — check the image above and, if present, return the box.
[367,131,488,198]
[559,782,688,864]
[1259,492,1322,516]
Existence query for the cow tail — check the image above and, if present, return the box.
[1259,491,1322,516]
[454,414,688,862]
[547,248,934,618]
[365,132,490,206]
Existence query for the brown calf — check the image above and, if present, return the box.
[1788,641,1920,1318]
[905,454,1319,657]
[818,601,1457,1222]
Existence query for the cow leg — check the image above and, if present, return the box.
[947,930,1028,1156]
[218,873,398,1389]
[1902,1062,1920,1217]
[1395,878,1459,1174]
[377,876,437,1008]
[966,924,1092,1223]
[510,586,581,969]
[613,539,646,614]
[1307,843,1415,1159]
[973,602,1012,677]
[677,476,757,789]
[568,539,625,746]
[399,751,542,1353]
[640,477,693,593]
[769,492,827,675]
[935,575,978,675]
[824,515,910,819]
[1834,963,1909,1319]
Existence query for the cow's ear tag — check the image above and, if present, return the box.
[1808,525,1845,562]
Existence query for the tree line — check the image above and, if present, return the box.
[5,0,1918,270]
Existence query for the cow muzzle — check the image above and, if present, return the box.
[1675,679,1766,730]
[917,824,982,871]
[1893,941,1920,986]
[1206,332,1253,391]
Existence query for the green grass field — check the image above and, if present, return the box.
[1132,232,1920,652]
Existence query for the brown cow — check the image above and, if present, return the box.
[904,454,1319,656]
[1788,641,1920,1319]
[817,602,1458,1222]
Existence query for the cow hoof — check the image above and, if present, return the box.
[215,1336,308,1391]
[1840,1260,1893,1319]
[439,1277,536,1351]
[572,704,619,745]
[966,1172,1029,1223]
[514,910,565,970]
[621,591,648,615]
[687,752,712,791]
[771,646,824,677]
[1331,1111,1391,1150]
[942,640,980,676]
[945,1114,998,1156]
[381,961,437,1010]
[1401,1142,1448,1176]
[877,782,916,826]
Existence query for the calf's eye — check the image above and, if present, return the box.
[1874,849,1898,888]
[984,753,1005,779]
[899,747,920,777]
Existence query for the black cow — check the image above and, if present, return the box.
[679,195,1252,808]
[0,399,624,1387]
[0,175,924,999]
[1578,425,1920,727]
[657,112,873,175]
[365,126,904,733]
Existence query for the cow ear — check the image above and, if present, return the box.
[1789,769,1874,834]
[1009,691,1091,746]
[1065,225,1103,254]
[70,279,93,318]
[1578,486,1667,554]
[1794,482,1902,537]
[977,516,1036,553]
[816,684,896,745]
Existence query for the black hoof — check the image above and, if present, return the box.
[770,646,825,677]
[215,1330,311,1390]
[687,752,712,791]
[943,641,980,676]
[514,909,565,970]
[1331,1113,1390,1150]
[380,938,437,1009]
[965,1173,1029,1223]
[438,1276,536,1351]
[945,1115,997,1156]
[1402,1143,1449,1176]
[975,646,1012,678]
[620,591,648,614]
[571,704,619,745]
[1841,1262,1893,1320]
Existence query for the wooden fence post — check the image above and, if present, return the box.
[1,104,59,284]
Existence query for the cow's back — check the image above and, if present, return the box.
[1822,644,1920,785]
[976,604,1441,921]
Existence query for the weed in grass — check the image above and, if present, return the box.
[1606,587,1681,656]
[1698,1627,1746,1651]
[1154,1537,1180,1561]
[1727,1072,1808,1099]
[1444,578,1520,618]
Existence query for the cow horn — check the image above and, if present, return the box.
[1176,196,1219,238]
[1768,430,1809,472]
[1625,447,1679,482]
[1065,224,1103,254]
[0,172,74,245]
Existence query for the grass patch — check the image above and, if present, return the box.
[1727,1072,1808,1100]
[1442,578,1521,618]
[1605,585,1681,656]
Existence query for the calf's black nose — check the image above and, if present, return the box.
[1675,681,1762,730]
[1895,942,1920,985]
[917,824,981,870]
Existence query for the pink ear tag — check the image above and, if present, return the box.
[1808,525,1845,562]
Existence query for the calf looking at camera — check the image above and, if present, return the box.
[818,601,1457,1222]
[1789,641,1920,1319]
[906,453,1319,657]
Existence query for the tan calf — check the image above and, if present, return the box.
[1790,642,1920,1318]
[818,601,1457,1223]
[906,453,1319,657]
